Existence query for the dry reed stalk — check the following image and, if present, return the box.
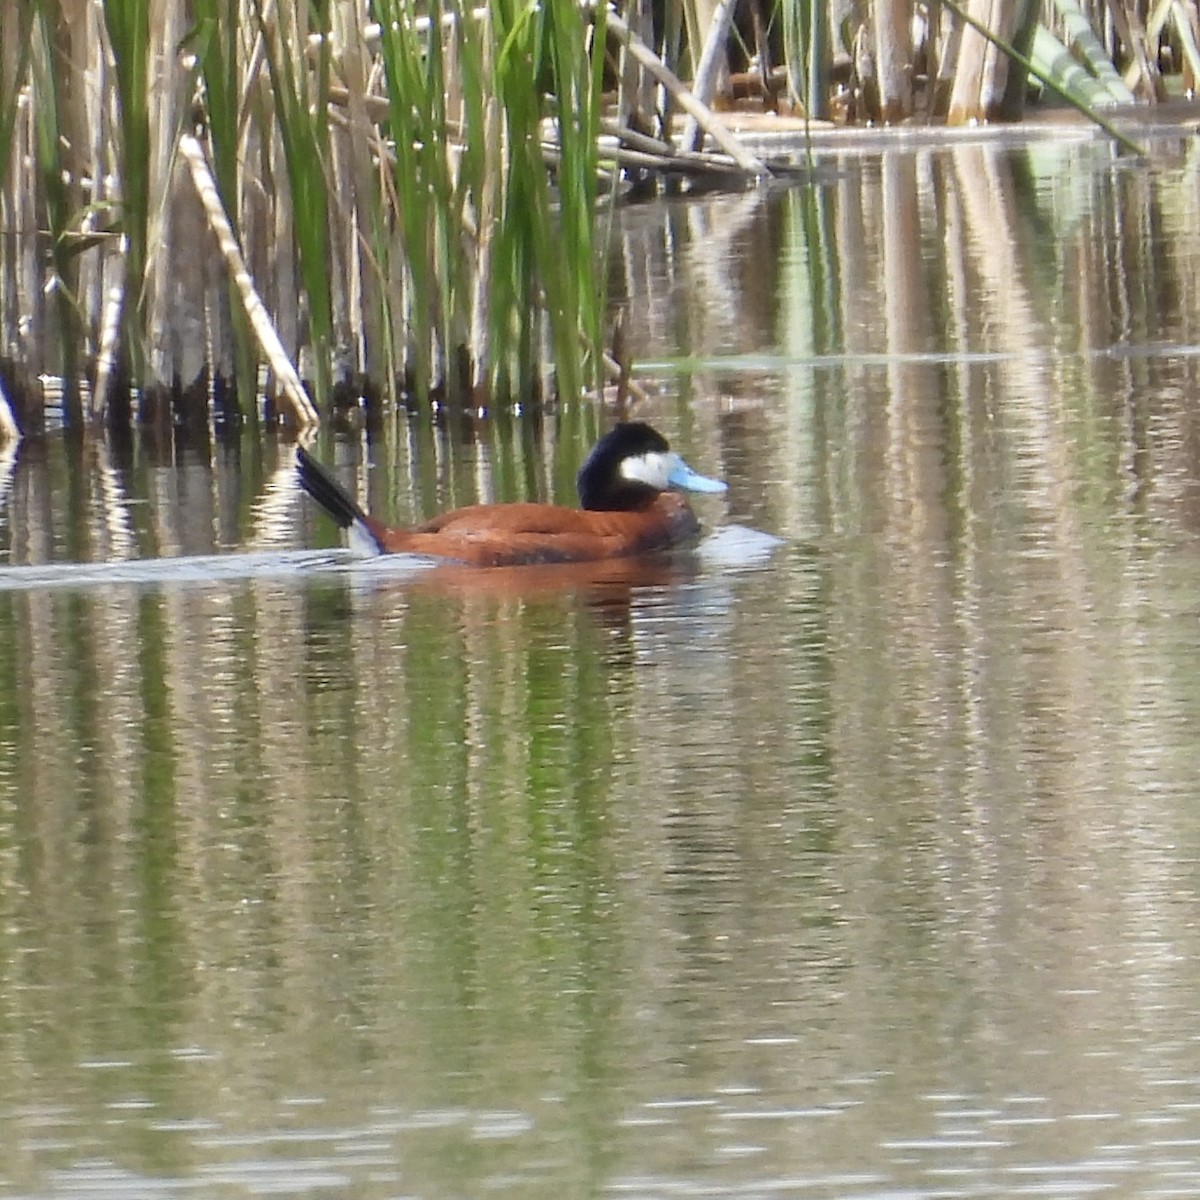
[91,277,125,420]
[59,0,93,209]
[599,116,672,155]
[681,0,737,151]
[602,7,768,176]
[470,92,500,395]
[0,11,26,196]
[595,140,743,178]
[874,0,915,118]
[81,0,110,338]
[1170,0,1200,86]
[336,0,387,384]
[178,132,319,428]
[327,135,353,382]
[269,123,300,378]
[982,0,1010,108]
[1114,0,1165,98]
[600,349,649,404]
[146,1,200,392]
[326,83,390,122]
[615,0,658,131]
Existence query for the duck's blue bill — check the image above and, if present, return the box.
[668,458,728,494]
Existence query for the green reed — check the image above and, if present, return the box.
[538,0,607,401]
[257,0,336,407]
[4,0,609,425]
[782,0,830,119]
[187,0,258,420]
[372,0,606,407]
[489,0,559,401]
[374,0,462,400]
[5,0,1175,433]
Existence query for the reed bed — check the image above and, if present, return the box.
[1,0,630,434]
[0,0,1191,441]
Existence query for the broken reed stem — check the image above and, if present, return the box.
[601,348,649,403]
[602,6,769,176]
[599,143,743,175]
[177,133,320,428]
[599,117,676,155]
[596,119,745,177]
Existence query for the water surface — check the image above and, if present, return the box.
[5,133,1200,1198]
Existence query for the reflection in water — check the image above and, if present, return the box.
[7,135,1200,1196]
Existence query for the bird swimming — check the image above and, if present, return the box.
[295,421,727,567]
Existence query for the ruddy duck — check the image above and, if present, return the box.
[295,422,726,567]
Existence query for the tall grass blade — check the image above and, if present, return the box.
[332,2,394,401]
[187,0,257,420]
[532,0,606,400]
[255,0,334,407]
[782,0,829,117]
[373,0,459,400]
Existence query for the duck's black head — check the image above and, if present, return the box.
[576,422,727,512]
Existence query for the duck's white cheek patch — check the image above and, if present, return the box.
[620,451,672,490]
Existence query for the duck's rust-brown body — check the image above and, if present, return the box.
[295,423,725,568]
[356,495,700,566]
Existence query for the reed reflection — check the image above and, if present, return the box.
[6,136,1200,1198]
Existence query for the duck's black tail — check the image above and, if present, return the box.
[295,447,383,555]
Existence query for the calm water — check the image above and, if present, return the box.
[6,132,1200,1198]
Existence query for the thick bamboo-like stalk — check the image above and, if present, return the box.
[178,133,320,428]
[946,0,1002,121]
[1033,25,1125,106]
[937,0,1146,153]
[874,0,915,119]
[1052,0,1137,101]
